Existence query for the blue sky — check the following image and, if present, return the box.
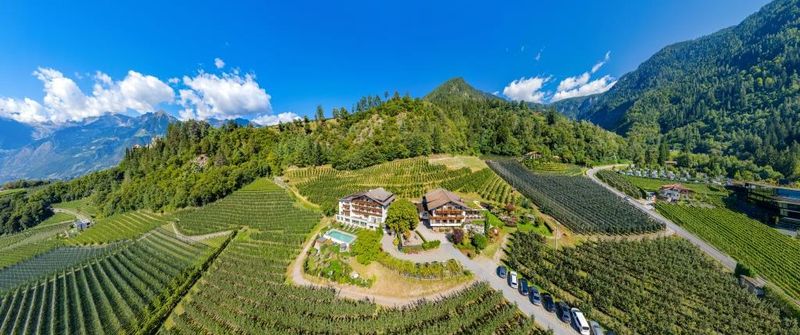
[0,0,771,124]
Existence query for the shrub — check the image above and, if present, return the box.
[451,228,465,244]
[472,234,488,251]
[422,240,441,250]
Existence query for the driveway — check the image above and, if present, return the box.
[385,226,576,335]
[586,166,736,270]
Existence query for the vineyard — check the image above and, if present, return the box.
[175,178,321,235]
[0,222,73,269]
[163,232,540,334]
[0,228,215,334]
[68,211,169,245]
[489,160,662,235]
[508,232,800,335]
[0,244,121,292]
[285,157,517,214]
[596,170,644,198]
[658,203,800,300]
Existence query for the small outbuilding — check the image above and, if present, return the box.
[739,275,766,297]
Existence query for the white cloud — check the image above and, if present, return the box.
[591,51,611,73]
[0,97,46,124]
[549,51,616,102]
[214,58,225,69]
[551,75,616,102]
[0,68,174,124]
[168,77,180,84]
[177,71,271,120]
[556,72,590,92]
[251,112,301,126]
[502,76,550,103]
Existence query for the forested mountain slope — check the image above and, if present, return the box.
[0,78,629,233]
[567,0,800,178]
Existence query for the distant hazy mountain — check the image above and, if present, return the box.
[0,112,175,182]
[0,118,35,151]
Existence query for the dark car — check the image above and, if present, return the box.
[529,287,542,305]
[542,293,555,312]
[519,278,529,295]
[556,302,571,323]
[497,266,507,279]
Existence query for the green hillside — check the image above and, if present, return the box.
[562,0,800,179]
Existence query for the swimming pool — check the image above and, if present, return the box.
[323,229,357,245]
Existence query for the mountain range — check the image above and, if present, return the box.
[0,112,175,182]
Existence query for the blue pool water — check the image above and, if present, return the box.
[324,229,357,244]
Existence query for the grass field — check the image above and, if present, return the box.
[53,198,100,218]
[524,161,585,176]
[38,213,76,227]
[658,203,800,301]
[67,212,169,245]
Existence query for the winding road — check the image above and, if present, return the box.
[290,227,578,335]
[586,166,737,270]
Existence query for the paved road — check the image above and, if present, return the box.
[586,166,737,270]
[382,228,575,335]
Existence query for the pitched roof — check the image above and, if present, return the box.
[424,188,468,210]
[660,184,692,193]
[341,187,396,206]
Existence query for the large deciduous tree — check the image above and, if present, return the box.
[385,199,418,234]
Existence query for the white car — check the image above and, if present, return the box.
[571,308,590,335]
[509,271,518,288]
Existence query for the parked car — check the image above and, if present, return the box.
[519,278,529,295]
[542,293,555,312]
[556,302,571,323]
[590,321,604,335]
[529,287,542,305]
[497,266,507,279]
[571,308,590,335]
[509,271,518,289]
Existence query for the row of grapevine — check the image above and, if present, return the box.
[0,228,213,335]
[0,244,122,292]
[658,203,800,300]
[164,178,543,334]
[489,160,663,235]
[176,179,321,235]
[68,211,170,245]
[285,157,516,214]
[0,221,75,270]
[596,170,644,198]
[508,232,800,335]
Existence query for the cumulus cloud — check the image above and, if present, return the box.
[251,112,301,126]
[502,76,550,103]
[550,51,616,102]
[214,58,225,69]
[552,75,616,102]
[0,68,174,124]
[177,71,271,120]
